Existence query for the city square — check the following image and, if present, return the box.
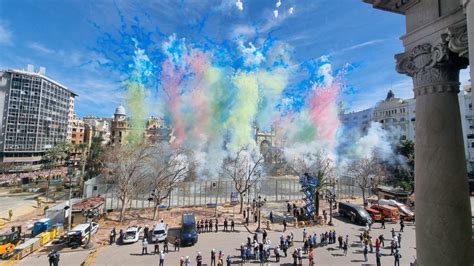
[1,0,474,266]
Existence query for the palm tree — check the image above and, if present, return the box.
[42,141,70,199]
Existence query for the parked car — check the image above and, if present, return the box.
[338,202,373,225]
[180,213,198,246]
[68,222,99,246]
[151,222,168,243]
[122,226,142,244]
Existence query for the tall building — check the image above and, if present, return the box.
[372,90,416,141]
[0,65,77,171]
[110,105,128,145]
[70,112,84,145]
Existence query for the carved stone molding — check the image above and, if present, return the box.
[446,24,469,59]
[396,39,468,96]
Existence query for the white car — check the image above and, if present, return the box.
[152,222,168,243]
[122,226,143,244]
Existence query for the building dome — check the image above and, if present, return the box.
[114,105,126,116]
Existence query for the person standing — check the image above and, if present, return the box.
[262,230,267,242]
[381,215,386,229]
[394,249,402,266]
[292,249,298,266]
[338,235,343,249]
[398,233,402,248]
[196,252,203,266]
[287,202,291,213]
[297,248,303,265]
[376,249,382,266]
[274,246,281,262]
[254,212,258,223]
[142,238,148,255]
[363,244,368,262]
[215,218,218,232]
[379,234,385,248]
[119,229,124,244]
[308,247,314,266]
[230,219,235,231]
[154,241,160,254]
[159,251,165,266]
[223,218,228,231]
[211,248,216,266]
[185,256,191,266]
[143,225,149,242]
[175,238,180,251]
[400,219,405,232]
[343,241,348,256]
[269,211,274,223]
[391,228,395,238]
[180,256,185,266]
[209,219,213,232]
[163,238,169,253]
[283,219,287,232]
[205,219,209,232]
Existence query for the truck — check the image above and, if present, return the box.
[0,230,21,259]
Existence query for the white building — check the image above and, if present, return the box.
[458,84,474,171]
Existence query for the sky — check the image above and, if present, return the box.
[0,0,470,118]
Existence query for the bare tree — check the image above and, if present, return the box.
[346,155,383,206]
[289,151,336,216]
[146,144,190,220]
[102,144,152,223]
[222,146,264,214]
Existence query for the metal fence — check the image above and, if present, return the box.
[84,178,366,211]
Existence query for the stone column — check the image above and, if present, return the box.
[465,0,474,85]
[396,39,472,266]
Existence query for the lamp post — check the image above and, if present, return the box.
[328,178,337,226]
[255,195,266,232]
[66,162,77,233]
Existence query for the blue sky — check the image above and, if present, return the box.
[0,0,469,118]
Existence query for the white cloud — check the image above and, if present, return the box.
[0,22,12,45]
[327,39,387,57]
[29,42,54,54]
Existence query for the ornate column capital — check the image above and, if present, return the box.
[395,38,468,97]
[446,24,469,59]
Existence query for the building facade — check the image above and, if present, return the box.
[459,84,474,171]
[0,66,77,171]
[110,105,128,145]
[70,112,84,145]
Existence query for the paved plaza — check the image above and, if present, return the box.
[20,216,415,266]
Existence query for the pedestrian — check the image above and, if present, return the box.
[159,251,165,266]
[287,202,291,213]
[215,218,219,232]
[282,242,288,257]
[211,248,216,266]
[390,239,396,255]
[398,232,402,248]
[230,219,234,231]
[180,256,184,266]
[269,211,274,223]
[109,229,115,245]
[143,225,149,242]
[343,241,348,256]
[338,235,343,249]
[254,212,258,223]
[391,228,395,238]
[400,219,405,232]
[223,218,228,231]
[379,234,385,247]
[375,237,381,252]
[246,215,249,225]
[154,241,160,254]
[119,229,124,244]
[369,236,373,253]
[196,251,203,266]
[185,256,191,266]
[163,238,169,253]
[243,210,246,219]
[8,209,12,221]
[292,249,298,266]
[274,246,281,262]
[376,249,382,266]
[394,249,402,266]
[309,247,314,266]
[297,248,303,265]
[175,237,180,251]
[381,216,386,229]
[209,219,213,232]
[205,219,209,232]
[363,244,368,262]
[345,235,349,246]
[283,219,287,232]
[240,243,245,262]
[142,238,148,255]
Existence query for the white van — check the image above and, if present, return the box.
[151,222,168,243]
[68,222,99,245]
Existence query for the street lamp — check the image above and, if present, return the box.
[255,195,266,232]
